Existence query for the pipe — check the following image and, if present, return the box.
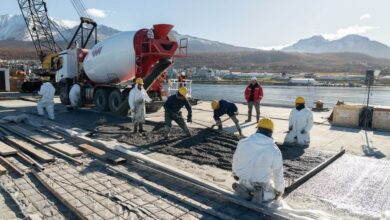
[283,148,346,197]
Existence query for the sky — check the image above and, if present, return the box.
[1,0,390,49]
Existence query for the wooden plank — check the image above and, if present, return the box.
[9,125,82,157]
[0,156,24,176]
[79,144,125,164]
[49,143,83,157]
[0,141,17,156]
[0,164,6,175]
[6,136,54,162]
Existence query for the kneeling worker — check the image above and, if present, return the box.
[211,100,242,136]
[163,87,192,139]
[37,82,56,120]
[129,78,151,133]
[232,118,285,203]
[284,96,313,146]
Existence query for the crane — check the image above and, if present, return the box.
[16,0,97,92]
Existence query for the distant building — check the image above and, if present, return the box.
[288,78,316,85]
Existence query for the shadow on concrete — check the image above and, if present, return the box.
[361,130,386,159]
[329,125,361,133]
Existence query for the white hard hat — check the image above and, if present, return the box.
[251,76,257,81]
[181,72,186,76]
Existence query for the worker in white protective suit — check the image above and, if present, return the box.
[232,118,285,204]
[284,96,313,146]
[37,82,55,120]
[68,84,81,110]
[128,78,151,133]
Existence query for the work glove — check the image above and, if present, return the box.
[187,118,192,123]
[301,129,306,134]
[232,173,239,181]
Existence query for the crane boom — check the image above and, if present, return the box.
[17,0,60,62]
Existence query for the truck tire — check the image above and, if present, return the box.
[94,89,109,112]
[108,89,123,113]
[59,85,70,105]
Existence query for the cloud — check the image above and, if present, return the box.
[360,14,371,20]
[322,25,379,40]
[58,19,79,28]
[86,8,106,18]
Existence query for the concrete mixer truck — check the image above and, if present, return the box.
[55,24,188,115]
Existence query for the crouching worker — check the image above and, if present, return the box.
[284,96,313,146]
[232,118,285,204]
[37,82,55,120]
[128,78,151,133]
[211,100,242,136]
[163,87,192,139]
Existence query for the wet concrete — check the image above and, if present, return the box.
[94,123,334,185]
[288,154,390,219]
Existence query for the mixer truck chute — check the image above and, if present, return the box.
[56,24,188,115]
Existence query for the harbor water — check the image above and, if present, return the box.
[189,84,390,107]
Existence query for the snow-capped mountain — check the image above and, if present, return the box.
[0,14,119,42]
[0,14,255,53]
[0,14,31,40]
[282,35,390,59]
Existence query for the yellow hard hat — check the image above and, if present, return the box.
[295,96,305,104]
[178,87,188,97]
[211,100,219,110]
[136,78,144,85]
[257,118,274,131]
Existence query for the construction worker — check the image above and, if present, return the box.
[68,84,81,110]
[232,118,285,204]
[178,71,186,87]
[163,87,192,139]
[211,100,243,136]
[128,78,151,133]
[37,82,55,120]
[245,77,263,123]
[284,96,313,146]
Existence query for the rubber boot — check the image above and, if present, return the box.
[184,127,192,137]
[133,124,138,133]
[232,183,252,201]
[139,124,146,133]
[164,126,170,140]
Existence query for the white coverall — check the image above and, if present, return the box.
[128,87,151,124]
[284,108,313,145]
[69,84,81,108]
[232,133,285,202]
[37,82,55,120]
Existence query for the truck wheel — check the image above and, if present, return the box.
[59,85,70,105]
[94,89,109,112]
[108,89,123,113]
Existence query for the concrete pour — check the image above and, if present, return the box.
[287,154,390,219]
[93,122,334,186]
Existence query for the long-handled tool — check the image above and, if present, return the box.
[210,117,230,129]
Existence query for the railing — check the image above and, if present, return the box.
[168,79,192,97]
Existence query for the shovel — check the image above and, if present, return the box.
[210,117,230,129]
